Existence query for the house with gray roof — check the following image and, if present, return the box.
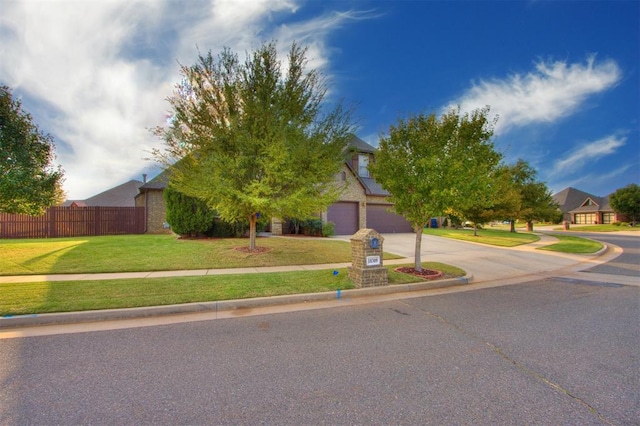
[136,135,412,235]
[553,187,625,224]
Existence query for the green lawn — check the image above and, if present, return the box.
[423,227,540,246]
[423,226,604,254]
[537,235,604,254]
[1,228,607,316]
[0,234,402,276]
[0,262,465,316]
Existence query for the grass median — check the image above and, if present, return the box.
[537,234,604,254]
[423,227,604,253]
[553,224,639,232]
[0,262,466,316]
[423,228,540,246]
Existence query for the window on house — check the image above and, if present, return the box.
[358,154,369,177]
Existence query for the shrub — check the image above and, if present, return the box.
[322,221,335,237]
[164,186,216,237]
[287,217,324,236]
[553,210,564,224]
[209,219,248,238]
[302,218,323,236]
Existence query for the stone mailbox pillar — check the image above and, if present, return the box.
[348,228,388,288]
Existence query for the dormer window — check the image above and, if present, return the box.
[358,154,370,177]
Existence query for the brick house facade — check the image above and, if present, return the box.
[137,135,411,235]
[553,187,627,224]
[134,173,171,234]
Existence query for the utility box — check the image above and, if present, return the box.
[348,228,388,288]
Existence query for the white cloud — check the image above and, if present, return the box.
[549,163,634,196]
[450,56,622,135]
[552,134,626,173]
[0,0,359,199]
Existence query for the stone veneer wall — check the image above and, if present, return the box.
[348,267,389,288]
[271,218,283,235]
[347,229,388,288]
[321,167,368,228]
[136,190,171,234]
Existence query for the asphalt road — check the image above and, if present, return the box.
[572,232,640,277]
[0,233,637,425]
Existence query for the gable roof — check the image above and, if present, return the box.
[137,171,169,191]
[343,161,390,196]
[342,136,390,196]
[134,135,386,197]
[552,187,599,213]
[63,180,143,207]
[346,135,376,154]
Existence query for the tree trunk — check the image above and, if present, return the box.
[473,224,478,237]
[510,220,516,233]
[414,224,424,272]
[249,213,257,250]
[526,221,533,232]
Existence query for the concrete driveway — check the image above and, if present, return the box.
[335,232,624,286]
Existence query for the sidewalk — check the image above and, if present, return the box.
[0,232,620,330]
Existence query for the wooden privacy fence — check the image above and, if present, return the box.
[0,206,146,238]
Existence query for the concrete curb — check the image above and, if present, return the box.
[0,274,473,329]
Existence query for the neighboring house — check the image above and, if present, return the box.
[137,135,412,236]
[63,179,144,207]
[135,172,171,234]
[553,187,625,224]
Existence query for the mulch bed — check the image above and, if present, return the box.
[394,267,444,280]
[233,246,272,254]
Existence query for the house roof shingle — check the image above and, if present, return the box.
[64,180,143,207]
[138,171,169,191]
[346,135,376,154]
[552,187,598,213]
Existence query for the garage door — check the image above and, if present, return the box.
[327,202,359,235]
[366,204,413,233]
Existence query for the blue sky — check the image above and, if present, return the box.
[1,0,638,200]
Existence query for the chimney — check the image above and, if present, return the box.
[142,174,147,183]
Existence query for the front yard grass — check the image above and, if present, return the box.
[0,262,465,316]
[0,235,402,276]
[423,227,539,246]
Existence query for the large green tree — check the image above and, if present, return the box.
[369,107,501,271]
[610,183,640,225]
[502,160,557,232]
[0,85,64,215]
[154,42,354,250]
